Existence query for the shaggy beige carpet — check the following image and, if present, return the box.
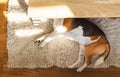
[7,0,120,69]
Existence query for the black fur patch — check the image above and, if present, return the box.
[72,18,104,36]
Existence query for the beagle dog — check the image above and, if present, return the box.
[35,18,110,72]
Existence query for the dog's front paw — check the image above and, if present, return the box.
[34,40,41,46]
[34,35,46,43]
[34,39,41,43]
[39,41,48,48]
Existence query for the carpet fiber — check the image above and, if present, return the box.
[7,0,120,69]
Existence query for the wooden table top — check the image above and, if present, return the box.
[28,0,120,18]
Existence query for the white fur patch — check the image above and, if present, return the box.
[63,26,93,45]
[94,57,104,67]
[54,26,67,33]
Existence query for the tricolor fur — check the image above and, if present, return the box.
[35,18,110,72]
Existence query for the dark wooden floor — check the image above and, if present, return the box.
[1,0,120,77]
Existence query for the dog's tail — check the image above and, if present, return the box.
[94,43,110,66]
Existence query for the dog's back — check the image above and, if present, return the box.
[72,18,104,36]
[63,18,104,36]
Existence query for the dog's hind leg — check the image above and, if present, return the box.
[76,62,87,72]
[76,55,91,72]
[68,45,85,68]
[35,33,50,44]
[94,44,110,67]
